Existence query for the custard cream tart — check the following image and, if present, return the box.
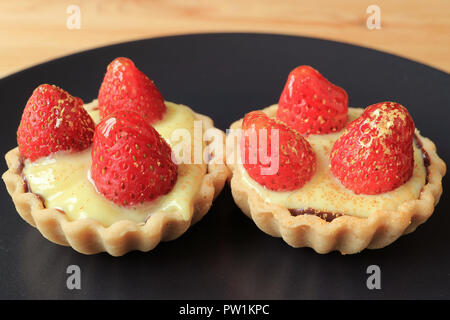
[227,104,445,254]
[3,100,229,256]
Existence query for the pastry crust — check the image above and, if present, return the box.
[3,111,229,256]
[227,105,446,254]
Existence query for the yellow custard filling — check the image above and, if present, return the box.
[22,101,207,226]
[237,106,427,218]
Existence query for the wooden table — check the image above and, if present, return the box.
[1,0,449,78]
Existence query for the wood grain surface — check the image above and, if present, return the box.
[1,0,449,77]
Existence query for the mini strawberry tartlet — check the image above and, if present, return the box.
[3,57,229,256]
[226,65,446,254]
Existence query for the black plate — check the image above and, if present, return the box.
[0,33,448,299]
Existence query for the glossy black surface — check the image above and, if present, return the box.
[0,33,448,299]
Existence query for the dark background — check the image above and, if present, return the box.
[0,33,448,299]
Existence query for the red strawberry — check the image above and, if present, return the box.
[91,110,177,206]
[241,111,316,191]
[98,57,166,123]
[277,65,348,135]
[17,84,95,162]
[330,102,415,195]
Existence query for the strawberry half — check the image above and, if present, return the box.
[277,65,348,135]
[91,110,177,206]
[17,84,95,162]
[241,111,316,191]
[330,102,415,195]
[98,57,166,123]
